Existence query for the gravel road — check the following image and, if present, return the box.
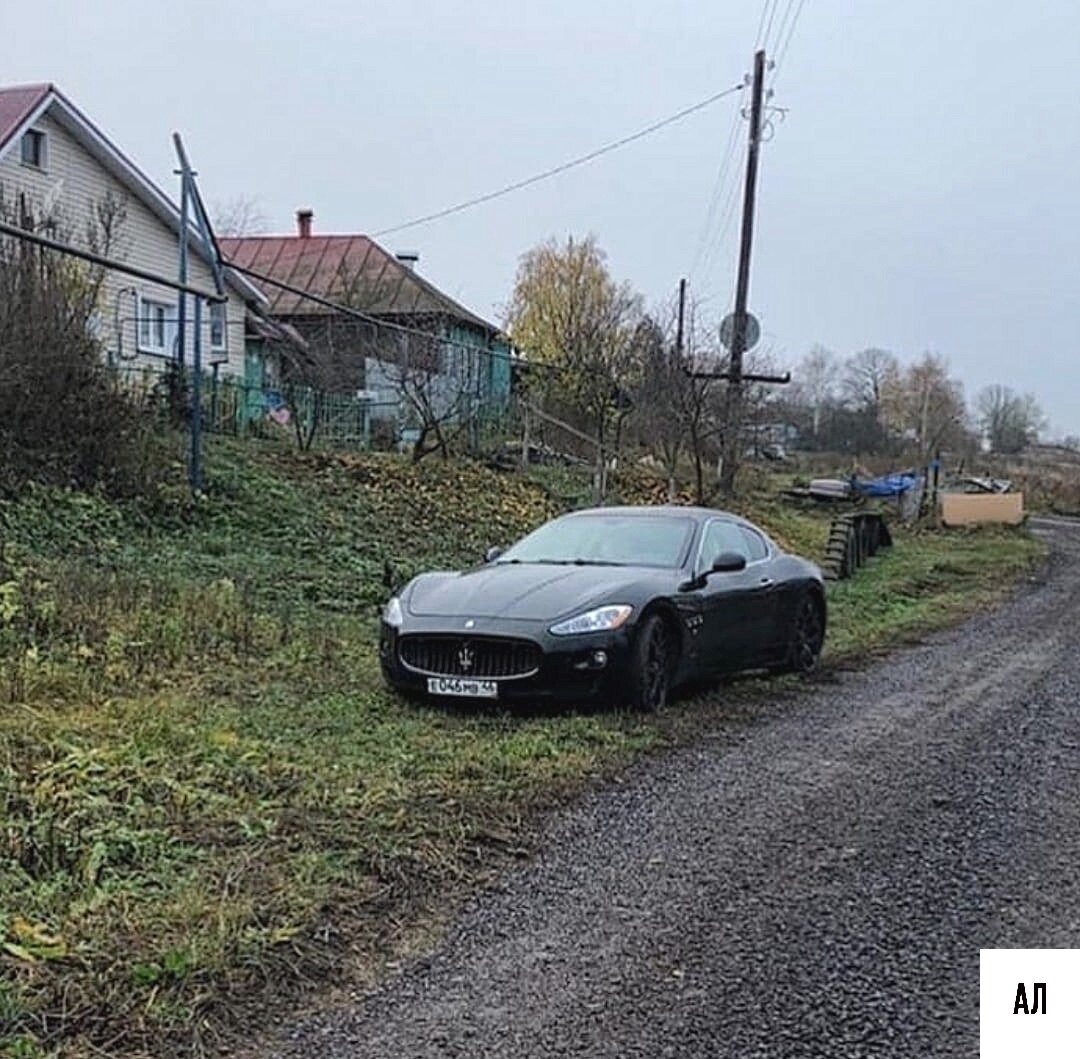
[268,518,1080,1058]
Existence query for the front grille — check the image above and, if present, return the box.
[399,635,541,679]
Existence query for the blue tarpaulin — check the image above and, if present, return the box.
[852,472,920,497]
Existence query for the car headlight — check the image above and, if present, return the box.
[549,604,633,636]
[383,596,404,627]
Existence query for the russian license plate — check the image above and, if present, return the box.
[427,677,498,699]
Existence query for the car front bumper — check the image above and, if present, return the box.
[379,618,635,705]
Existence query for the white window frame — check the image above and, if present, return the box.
[20,128,47,170]
[137,295,174,355]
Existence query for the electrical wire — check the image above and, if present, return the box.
[696,173,742,290]
[692,2,788,289]
[688,88,746,279]
[768,0,799,56]
[219,255,584,382]
[754,0,779,48]
[371,83,745,238]
[702,0,807,285]
[760,0,783,53]
[771,0,809,82]
[690,0,808,358]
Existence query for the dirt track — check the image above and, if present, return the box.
[264,518,1080,1058]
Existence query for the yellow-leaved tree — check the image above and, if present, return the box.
[505,235,644,476]
[880,352,969,459]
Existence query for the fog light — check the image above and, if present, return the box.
[573,649,609,672]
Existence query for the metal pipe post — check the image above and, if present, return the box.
[191,297,203,492]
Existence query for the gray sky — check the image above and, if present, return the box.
[5,1,1079,433]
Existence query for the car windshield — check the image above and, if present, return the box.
[499,513,694,568]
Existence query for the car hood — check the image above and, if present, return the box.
[406,563,658,621]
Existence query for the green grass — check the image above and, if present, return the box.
[825,524,1042,659]
[0,440,1044,1058]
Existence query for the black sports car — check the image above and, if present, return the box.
[379,506,826,710]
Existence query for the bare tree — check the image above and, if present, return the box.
[0,190,167,495]
[633,312,690,499]
[676,317,729,504]
[976,384,1045,454]
[376,327,482,461]
[791,345,837,439]
[211,196,269,237]
[631,295,745,504]
[842,347,900,411]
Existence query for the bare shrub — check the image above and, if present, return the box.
[0,206,173,497]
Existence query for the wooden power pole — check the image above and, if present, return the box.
[719,48,767,497]
[675,277,687,357]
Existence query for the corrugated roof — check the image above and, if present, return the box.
[220,233,498,333]
[0,83,50,154]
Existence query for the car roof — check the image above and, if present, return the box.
[564,505,753,526]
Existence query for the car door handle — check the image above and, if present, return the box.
[758,577,774,586]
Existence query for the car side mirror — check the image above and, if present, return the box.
[710,551,747,574]
[484,545,504,563]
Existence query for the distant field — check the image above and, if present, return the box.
[0,440,1044,1058]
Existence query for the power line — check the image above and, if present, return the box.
[694,160,743,291]
[769,0,799,55]
[761,0,783,52]
[0,218,225,302]
[771,0,809,80]
[221,255,575,382]
[371,83,745,238]
[694,2,791,289]
[698,0,809,293]
[706,177,744,276]
[688,88,747,279]
[754,0,778,47]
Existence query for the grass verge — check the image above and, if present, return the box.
[0,442,1045,1058]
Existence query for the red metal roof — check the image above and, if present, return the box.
[220,233,496,332]
[0,83,51,154]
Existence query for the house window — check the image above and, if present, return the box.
[138,296,173,354]
[209,302,226,350]
[20,129,47,169]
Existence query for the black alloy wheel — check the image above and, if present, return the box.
[629,614,672,712]
[789,593,824,673]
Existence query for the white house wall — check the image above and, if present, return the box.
[0,111,247,377]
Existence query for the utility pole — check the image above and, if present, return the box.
[719,48,767,496]
[675,277,687,357]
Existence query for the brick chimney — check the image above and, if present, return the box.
[296,209,313,239]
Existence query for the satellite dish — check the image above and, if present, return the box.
[720,311,760,352]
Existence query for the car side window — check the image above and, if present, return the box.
[739,526,769,562]
[698,520,749,571]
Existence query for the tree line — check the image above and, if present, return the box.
[780,346,1050,459]
[502,234,1055,498]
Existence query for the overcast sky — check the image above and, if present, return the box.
[4,1,1078,433]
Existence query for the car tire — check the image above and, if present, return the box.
[625,613,673,712]
[779,591,825,674]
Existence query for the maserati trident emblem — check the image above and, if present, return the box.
[458,644,474,673]
[464,619,475,629]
